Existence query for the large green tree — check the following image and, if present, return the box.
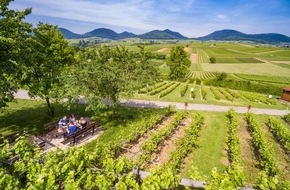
[166,46,190,80]
[21,23,75,118]
[65,46,158,115]
[0,0,31,107]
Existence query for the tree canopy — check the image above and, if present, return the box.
[166,46,190,80]
[21,23,75,118]
[64,46,158,114]
[0,0,31,108]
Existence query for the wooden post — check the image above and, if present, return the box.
[184,102,188,109]
[73,134,76,145]
[247,105,252,112]
[92,124,95,135]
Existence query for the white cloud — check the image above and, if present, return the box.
[216,14,229,22]
[9,0,290,37]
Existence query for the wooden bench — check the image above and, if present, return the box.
[61,122,102,145]
[43,119,59,132]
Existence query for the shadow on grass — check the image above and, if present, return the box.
[0,100,89,136]
[0,100,163,139]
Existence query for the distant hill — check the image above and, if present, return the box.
[138,29,187,39]
[198,29,290,44]
[118,31,136,39]
[59,27,290,44]
[59,28,83,39]
[84,28,120,40]
[60,28,137,40]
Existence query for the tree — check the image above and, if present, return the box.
[209,56,216,63]
[21,23,75,118]
[66,46,158,115]
[166,46,190,80]
[0,0,32,108]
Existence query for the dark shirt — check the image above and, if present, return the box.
[58,118,68,128]
[68,125,78,135]
[80,122,87,128]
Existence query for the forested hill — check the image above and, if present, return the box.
[59,28,83,39]
[59,27,290,44]
[59,28,136,39]
[59,28,186,40]
[197,29,290,44]
[138,29,188,39]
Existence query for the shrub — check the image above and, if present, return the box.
[209,56,216,63]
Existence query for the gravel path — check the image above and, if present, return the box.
[121,100,289,116]
[14,89,289,116]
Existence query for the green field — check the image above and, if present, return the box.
[202,63,290,77]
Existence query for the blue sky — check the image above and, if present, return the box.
[10,0,290,37]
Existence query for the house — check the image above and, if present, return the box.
[281,87,290,102]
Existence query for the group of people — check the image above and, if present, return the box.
[58,114,87,135]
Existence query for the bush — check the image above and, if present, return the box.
[216,72,227,81]
[284,113,290,124]
[209,56,216,63]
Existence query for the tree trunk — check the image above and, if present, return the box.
[45,97,54,118]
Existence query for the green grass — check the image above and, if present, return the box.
[273,62,290,69]
[216,57,240,63]
[0,99,90,136]
[235,57,263,63]
[235,74,290,84]
[202,63,290,77]
[181,111,228,178]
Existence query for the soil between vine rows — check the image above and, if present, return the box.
[146,118,192,169]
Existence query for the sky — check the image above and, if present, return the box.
[9,0,290,38]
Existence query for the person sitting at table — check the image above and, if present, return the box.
[67,121,79,135]
[79,117,87,128]
[69,113,76,123]
[58,116,68,128]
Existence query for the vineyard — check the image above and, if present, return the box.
[137,81,283,109]
[196,48,210,64]
[2,109,289,189]
[2,2,290,189]
[186,71,216,80]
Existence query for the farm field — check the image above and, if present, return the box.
[135,81,288,109]
[201,62,290,76]
[2,98,290,188]
[85,108,290,188]
[2,40,290,189]
[147,42,290,94]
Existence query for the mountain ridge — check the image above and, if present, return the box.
[59,27,290,44]
[197,29,290,44]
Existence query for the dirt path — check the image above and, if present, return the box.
[121,116,175,160]
[146,118,192,169]
[121,99,289,116]
[190,53,197,64]
[155,48,168,53]
[184,47,191,53]
[238,120,260,183]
